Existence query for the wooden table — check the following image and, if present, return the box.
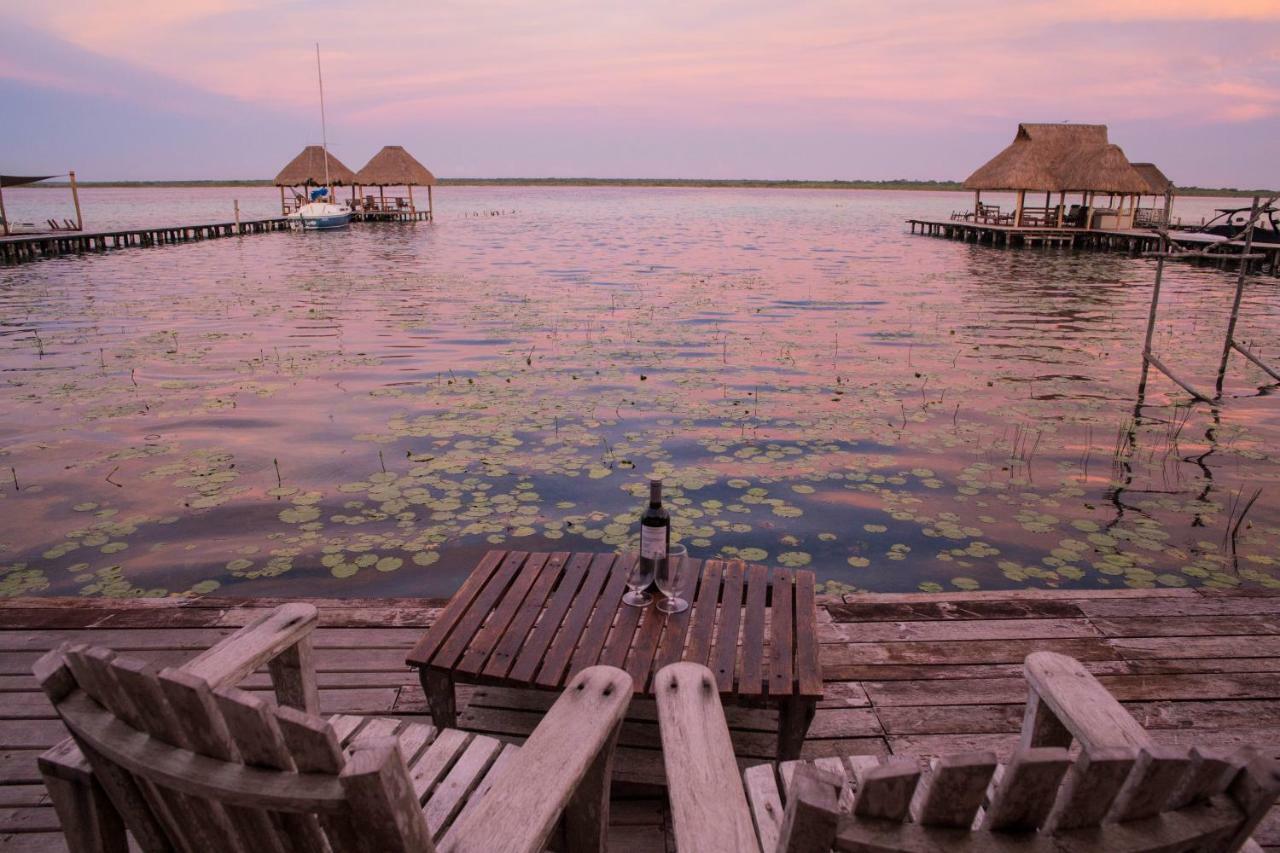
[406,550,824,760]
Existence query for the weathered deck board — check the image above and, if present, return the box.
[0,586,1277,850]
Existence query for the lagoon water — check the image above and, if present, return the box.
[1,186,1277,598]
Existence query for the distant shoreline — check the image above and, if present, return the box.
[26,178,1274,196]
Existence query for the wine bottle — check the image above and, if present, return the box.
[638,479,670,586]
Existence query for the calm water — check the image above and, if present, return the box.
[1,187,1277,599]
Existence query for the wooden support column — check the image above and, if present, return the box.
[974,190,982,219]
[428,185,434,221]
[279,186,286,215]
[69,171,83,231]
[1014,190,1026,227]
[379,185,385,210]
[408,184,415,213]
[1057,191,1065,227]
[0,181,8,237]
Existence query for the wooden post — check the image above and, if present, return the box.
[233,200,241,234]
[279,186,286,215]
[379,185,385,211]
[408,184,414,213]
[1057,191,1065,227]
[1163,188,1173,226]
[0,181,8,237]
[1215,196,1261,397]
[69,170,83,231]
[1142,235,1166,359]
[1014,189,1025,227]
[974,190,981,220]
[428,185,434,221]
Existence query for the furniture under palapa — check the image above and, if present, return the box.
[406,549,824,761]
[655,652,1279,853]
[36,602,632,853]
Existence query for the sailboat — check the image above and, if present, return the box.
[288,44,352,231]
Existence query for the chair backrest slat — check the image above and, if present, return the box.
[1224,757,1280,852]
[981,747,1071,832]
[1041,746,1136,833]
[213,686,331,853]
[852,758,919,822]
[1168,746,1248,811]
[1108,746,1190,823]
[909,751,996,829]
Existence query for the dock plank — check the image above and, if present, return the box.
[1,588,1278,850]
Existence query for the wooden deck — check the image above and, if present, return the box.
[908,218,1280,275]
[0,586,1276,851]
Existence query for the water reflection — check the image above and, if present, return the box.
[0,187,1277,598]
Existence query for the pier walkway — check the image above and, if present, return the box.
[909,218,1280,275]
[0,209,431,266]
[0,585,1276,851]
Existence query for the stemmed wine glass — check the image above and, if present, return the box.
[622,551,654,607]
[656,543,690,614]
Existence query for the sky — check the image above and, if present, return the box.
[3,1,1279,186]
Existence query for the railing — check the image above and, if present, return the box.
[356,196,415,212]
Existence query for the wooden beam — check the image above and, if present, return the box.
[69,171,83,231]
[0,182,9,237]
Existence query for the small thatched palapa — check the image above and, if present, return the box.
[1131,162,1173,195]
[274,146,357,187]
[964,124,1149,193]
[355,146,436,187]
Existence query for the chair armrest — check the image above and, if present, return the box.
[184,603,320,712]
[1022,652,1152,753]
[655,663,760,853]
[439,665,631,853]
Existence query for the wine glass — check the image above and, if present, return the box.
[622,551,654,607]
[656,543,690,614]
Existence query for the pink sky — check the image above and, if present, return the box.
[4,1,1279,185]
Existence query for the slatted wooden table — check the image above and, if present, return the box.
[406,549,824,760]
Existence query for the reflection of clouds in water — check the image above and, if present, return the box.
[0,187,1277,599]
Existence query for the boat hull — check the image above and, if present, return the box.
[296,213,351,231]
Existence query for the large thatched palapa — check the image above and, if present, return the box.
[963,124,1160,229]
[274,146,357,214]
[274,145,357,187]
[353,146,436,218]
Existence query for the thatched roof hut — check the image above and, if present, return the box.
[1131,163,1173,195]
[354,146,436,187]
[274,146,357,187]
[964,124,1148,193]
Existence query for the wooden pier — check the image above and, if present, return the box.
[0,218,290,266]
[909,218,1280,275]
[351,208,433,224]
[0,585,1276,851]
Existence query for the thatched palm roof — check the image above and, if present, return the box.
[964,124,1149,193]
[354,146,437,186]
[1131,163,1173,194]
[274,146,357,187]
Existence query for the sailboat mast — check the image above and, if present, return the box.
[316,43,332,194]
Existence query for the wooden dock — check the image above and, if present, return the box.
[0,586,1276,851]
[0,210,432,266]
[908,218,1280,274]
[0,218,290,265]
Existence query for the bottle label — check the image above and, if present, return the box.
[640,525,666,560]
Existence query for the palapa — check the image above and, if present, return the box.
[964,124,1149,193]
[354,145,437,186]
[1131,162,1174,194]
[274,145,357,187]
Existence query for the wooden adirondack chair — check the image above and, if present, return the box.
[655,654,1279,853]
[35,603,632,853]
